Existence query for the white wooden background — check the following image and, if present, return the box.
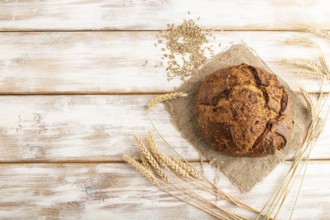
[0,1,330,219]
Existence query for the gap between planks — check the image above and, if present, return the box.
[0,158,329,165]
[0,92,166,96]
[0,91,327,96]
[0,29,323,33]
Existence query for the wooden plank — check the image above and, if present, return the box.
[0,95,329,162]
[0,31,330,94]
[0,0,330,31]
[0,162,329,219]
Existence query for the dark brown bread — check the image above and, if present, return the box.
[197,64,294,157]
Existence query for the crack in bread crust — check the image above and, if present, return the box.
[248,65,270,105]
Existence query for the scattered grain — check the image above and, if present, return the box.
[157,19,214,80]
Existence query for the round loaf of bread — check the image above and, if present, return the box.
[197,64,294,157]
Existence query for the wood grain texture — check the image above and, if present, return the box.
[0,162,329,220]
[1,1,329,219]
[0,95,329,162]
[0,31,330,94]
[0,0,330,31]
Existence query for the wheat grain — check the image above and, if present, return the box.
[147,92,188,110]
[171,157,202,179]
[134,136,171,183]
[158,19,213,80]
[123,154,158,185]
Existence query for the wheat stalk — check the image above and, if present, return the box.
[274,95,328,220]
[147,125,263,215]
[147,110,263,216]
[126,130,266,218]
[158,182,229,219]
[165,169,246,220]
[130,135,247,219]
[134,136,171,183]
[288,91,329,220]
[123,154,158,185]
[256,87,330,220]
[124,154,234,219]
[144,132,250,217]
[125,153,234,219]
[147,92,188,110]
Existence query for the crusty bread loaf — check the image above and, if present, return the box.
[197,64,294,157]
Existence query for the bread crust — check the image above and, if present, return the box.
[197,64,294,157]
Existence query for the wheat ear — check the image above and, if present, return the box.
[290,58,330,80]
[281,59,322,72]
[293,70,327,80]
[134,136,171,183]
[143,135,244,219]
[303,25,330,40]
[146,131,260,214]
[159,150,190,178]
[146,115,262,215]
[171,157,202,179]
[147,92,188,110]
[141,154,151,171]
[145,132,190,178]
[123,154,158,185]
[256,89,330,220]
[319,56,329,72]
[285,38,319,48]
[145,132,166,167]
[318,56,330,79]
